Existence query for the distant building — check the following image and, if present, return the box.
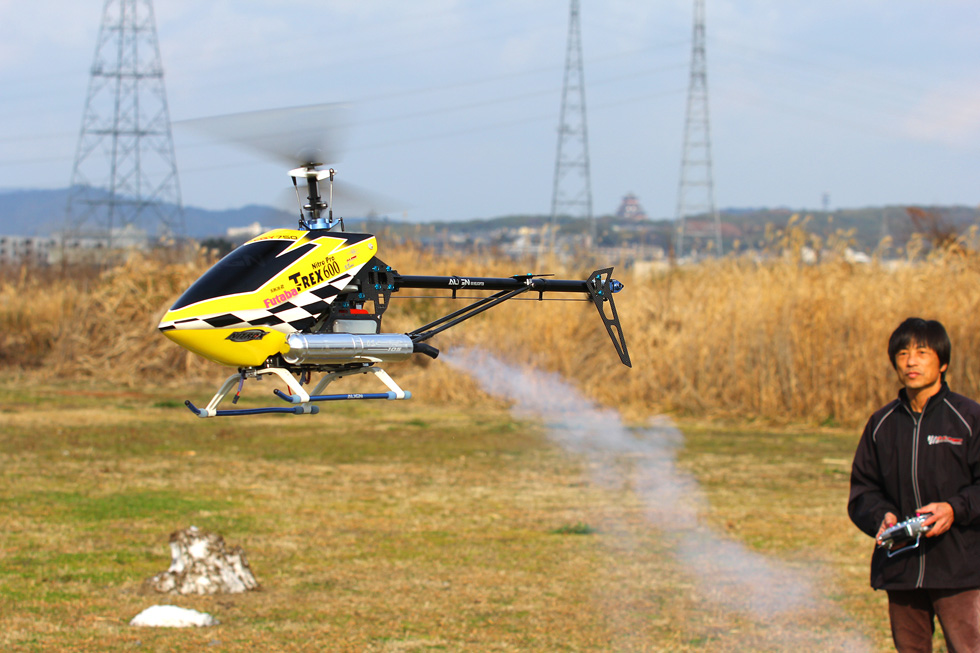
[2,229,148,266]
[0,235,57,265]
[227,222,266,241]
[68,224,148,254]
[615,193,648,221]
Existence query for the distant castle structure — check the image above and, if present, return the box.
[615,193,648,221]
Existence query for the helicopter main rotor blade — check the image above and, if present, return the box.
[176,103,352,166]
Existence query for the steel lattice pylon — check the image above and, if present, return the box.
[675,0,722,258]
[66,0,183,248]
[549,0,594,246]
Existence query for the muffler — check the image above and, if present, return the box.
[283,333,415,364]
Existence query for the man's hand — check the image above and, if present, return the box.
[876,512,898,544]
[918,502,955,537]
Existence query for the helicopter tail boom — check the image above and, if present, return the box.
[396,268,631,368]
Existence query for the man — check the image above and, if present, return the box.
[849,317,980,652]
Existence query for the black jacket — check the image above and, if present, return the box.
[848,383,980,590]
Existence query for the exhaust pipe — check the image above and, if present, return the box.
[284,333,415,365]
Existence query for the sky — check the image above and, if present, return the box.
[0,0,978,224]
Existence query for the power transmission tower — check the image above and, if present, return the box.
[675,0,722,258]
[66,0,183,250]
[549,0,594,250]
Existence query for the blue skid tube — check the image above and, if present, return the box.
[185,400,319,418]
[273,389,412,403]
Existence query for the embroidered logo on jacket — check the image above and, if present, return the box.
[927,435,964,446]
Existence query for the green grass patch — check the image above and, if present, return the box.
[551,522,597,535]
[11,489,230,523]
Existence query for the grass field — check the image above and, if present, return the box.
[4,239,972,650]
[0,374,921,652]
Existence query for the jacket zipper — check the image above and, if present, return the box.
[910,409,926,588]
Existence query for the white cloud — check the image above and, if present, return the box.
[902,83,980,147]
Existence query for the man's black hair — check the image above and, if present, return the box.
[888,317,951,370]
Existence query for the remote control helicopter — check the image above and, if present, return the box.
[160,105,631,417]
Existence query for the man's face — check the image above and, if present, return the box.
[893,342,948,392]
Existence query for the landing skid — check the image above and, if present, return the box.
[185,365,411,418]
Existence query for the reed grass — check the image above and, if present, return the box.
[434,225,980,426]
[5,223,980,425]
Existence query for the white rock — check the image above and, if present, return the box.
[129,605,218,628]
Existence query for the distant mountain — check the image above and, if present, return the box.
[0,188,71,237]
[0,188,295,239]
[182,204,296,238]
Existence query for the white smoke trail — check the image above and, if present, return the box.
[445,348,871,649]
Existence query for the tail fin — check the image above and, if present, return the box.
[584,268,631,368]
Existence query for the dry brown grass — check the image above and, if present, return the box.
[5,225,980,426]
[419,226,980,427]
[614,235,980,425]
[1,249,214,381]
